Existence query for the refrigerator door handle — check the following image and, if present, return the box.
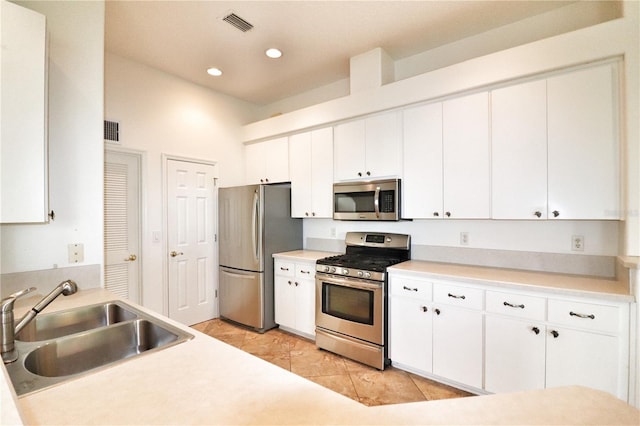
[252,190,260,263]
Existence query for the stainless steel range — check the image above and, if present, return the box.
[315,232,411,370]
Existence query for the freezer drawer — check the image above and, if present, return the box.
[219,267,264,330]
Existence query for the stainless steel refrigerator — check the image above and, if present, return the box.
[218,183,302,332]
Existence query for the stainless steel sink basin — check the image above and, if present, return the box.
[5,300,193,396]
[16,302,137,342]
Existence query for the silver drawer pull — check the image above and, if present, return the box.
[448,293,466,300]
[503,301,525,309]
[570,311,595,320]
[403,286,418,292]
[280,267,289,271]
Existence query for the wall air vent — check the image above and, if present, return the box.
[223,13,253,32]
[104,120,120,144]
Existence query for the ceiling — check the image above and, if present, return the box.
[105,1,579,106]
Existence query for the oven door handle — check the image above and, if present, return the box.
[317,274,382,291]
[374,185,381,218]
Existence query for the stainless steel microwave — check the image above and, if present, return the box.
[333,179,400,221]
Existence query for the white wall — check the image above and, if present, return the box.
[0,1,104,276]
[104,53,258,313]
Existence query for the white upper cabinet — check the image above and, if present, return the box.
[402,103,443,219]
[333,111,402,181]
[547,63,620,220]
[442,92,491,219]
[1,1,48,223]
[289,127,333,218]
[491,80,548,219]
[244,136,289,185]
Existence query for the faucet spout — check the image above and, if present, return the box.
[15,280,78,336]
[1,280,78,363]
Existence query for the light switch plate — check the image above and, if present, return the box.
[68,243,84,263]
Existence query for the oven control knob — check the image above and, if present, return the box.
[323,266,330,273]
[342,268,349,275]
[330,266,337,273]
[357,271,363,278]
[364,271,371,279]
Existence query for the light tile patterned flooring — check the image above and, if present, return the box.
[192,318,472,407]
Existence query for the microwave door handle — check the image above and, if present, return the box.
[374,186,381,218]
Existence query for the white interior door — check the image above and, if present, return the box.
[104,150,141,302]
[166,158,217,325]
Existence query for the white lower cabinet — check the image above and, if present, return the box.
[388,271,631,401]
[274,259,317,338]
[389,277,433,374]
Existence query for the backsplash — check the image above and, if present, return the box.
[305,237,616,278]
[0,264,101,298]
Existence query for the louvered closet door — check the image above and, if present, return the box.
[104,150,141,302]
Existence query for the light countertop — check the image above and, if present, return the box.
[2,289,639,425]
[389,260,634,302]
[273,250,339,261]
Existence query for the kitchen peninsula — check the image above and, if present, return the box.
[1,289,638,425]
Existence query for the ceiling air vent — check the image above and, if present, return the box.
[104,120,120,144]
[223,13,253,32]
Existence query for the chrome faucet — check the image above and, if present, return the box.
[1,280,78,363]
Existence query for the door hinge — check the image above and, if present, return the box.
[214,234,217,242]
[215,289,218,298]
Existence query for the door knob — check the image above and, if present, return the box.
[125,254,137,261]
[170,251,184,258]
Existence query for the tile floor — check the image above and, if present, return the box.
[192,319,473,407]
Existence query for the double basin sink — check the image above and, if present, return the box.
[5,300,193,396]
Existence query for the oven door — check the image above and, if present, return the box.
[315,273,383,345]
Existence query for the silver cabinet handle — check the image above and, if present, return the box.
[503,301,525,309]
[170,251,183,257]
[570,311,595,320]
[447,293,466,300]
[403,286,418,292]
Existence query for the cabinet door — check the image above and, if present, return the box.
[289,132,312,217]
[442,92,490,219]
[432,306,483,388]
[1,1,48,223]
[390,296,432,373]
[264,136,290,183]
[547,63,619,219]
[294,276,316,337]
[274,275,295,329]
[334,120,366,181]
[485,316,545,393]
[245,142,267,184]
[365,112,402,179]
[310,127,333,218]
[491,80,548,219]
[402,103,443,219]
[546,327,619,396]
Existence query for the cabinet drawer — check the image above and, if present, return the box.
[548,299,619,334]
[433,283,483,309]
[390,277,432,301]
[295,263,315,279]
[275,261,295,277]
[486,290,546,321]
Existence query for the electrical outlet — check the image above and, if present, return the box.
[460,232,469,246]
[571,235,584,251]
[68,243,84,263]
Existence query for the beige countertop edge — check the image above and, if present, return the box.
[619,255,640,269]
[273,249,340,261]
[389,260,634,302]
[3,289,639,425]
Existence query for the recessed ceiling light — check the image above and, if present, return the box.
[265,48,282,59]
[207,67,222,76]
